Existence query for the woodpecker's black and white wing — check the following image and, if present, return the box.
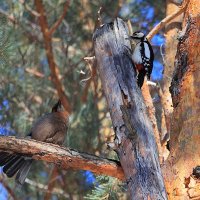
[141,40,154,80]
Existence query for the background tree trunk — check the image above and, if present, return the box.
[163,0,200,199]
[93,18,167,200]
[162,0,183,137]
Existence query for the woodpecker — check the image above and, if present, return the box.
[0,100,69,185]
[128,31,154,88]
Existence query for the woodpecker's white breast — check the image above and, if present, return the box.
[144,43,150,59]
[132,43,142,64]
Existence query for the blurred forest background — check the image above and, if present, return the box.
[0,0,167,199]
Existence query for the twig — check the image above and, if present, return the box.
[25,68,45,78]
[25,178,69,198]
[20,0,40,17]
[0,8,42,42]
[0,177,19,200]
[160,43,166,66]
[81,56,96,102]
[127,20,133,35]
[49,1,70,36]
[84,56,95,61]
[113,0,123,19]
[0,136,124,180]
[79,63,92,86]
[147,0,189,40]
[97,7,103,26]
[44,167,59,200]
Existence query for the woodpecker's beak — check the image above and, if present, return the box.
[125,36,133,40]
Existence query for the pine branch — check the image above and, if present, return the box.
[25,178,69,198]
[44,167,59,200]
[0,136,124,180]
[34,0,71,113]
[0,8,42,42]
[0,176,19,200]
[147,0,189,40]
[49,1,70,36]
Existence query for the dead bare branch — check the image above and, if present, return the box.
[25,68,45,78]
[147,0,189,40]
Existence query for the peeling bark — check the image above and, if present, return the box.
[161,0,183,139]
[93,18,167,200]
[164,0,200,199]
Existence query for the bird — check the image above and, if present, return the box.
[127,31,154,88]
[0,99,69,185]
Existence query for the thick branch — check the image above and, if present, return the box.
[164,1,200,198]
[147,0,189,40]
[0,136,124,180]
[49,1,70,36]
[34,0,71,113]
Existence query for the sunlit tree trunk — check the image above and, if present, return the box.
[163,0,200,199]
[161,0,183,139]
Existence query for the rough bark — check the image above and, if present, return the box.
[161,0,184,139]
[93,18,167,200]
[164,0,200,199]
[0,136,124,180]
[141,83,163,160]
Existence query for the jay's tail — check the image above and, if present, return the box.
[0,152,33,185]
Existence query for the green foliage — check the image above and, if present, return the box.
[68,92,100,152]
[85,176,127,200]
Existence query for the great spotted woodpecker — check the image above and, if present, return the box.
[128,31,154,88]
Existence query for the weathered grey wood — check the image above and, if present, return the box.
[93,18,167,200]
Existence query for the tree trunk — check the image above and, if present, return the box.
[162,0,183,137]
[93,18,167,200]
[163,0,200,199]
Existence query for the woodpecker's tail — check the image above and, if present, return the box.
[137,69,146,88]
[0,152,33,185]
